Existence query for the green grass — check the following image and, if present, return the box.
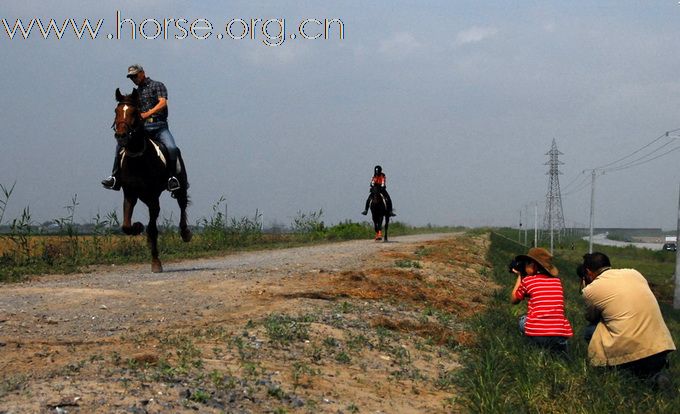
[395,258,422,268]
[457,231,680,413]
[263,313,311,346]
[0,191,464,282]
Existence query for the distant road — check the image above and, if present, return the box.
[587,233,664,251]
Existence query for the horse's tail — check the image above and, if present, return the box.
[176,149,189,187]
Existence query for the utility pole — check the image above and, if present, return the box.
[518,209,522,243]
[588,170,596,254]
[524,205,529,245]
[674,183,680,309]
[534,203,538,247]
[550,214,554,254]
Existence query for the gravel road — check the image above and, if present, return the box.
[0,233,455,344]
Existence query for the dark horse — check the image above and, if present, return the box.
[112,88,191,272]
[369,185,389,242]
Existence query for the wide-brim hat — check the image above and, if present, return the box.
[126,64,144,78]
[515,247,558,276]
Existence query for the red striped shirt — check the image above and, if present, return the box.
[514,273,573,337]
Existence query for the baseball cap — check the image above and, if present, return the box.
[126,64,144,77]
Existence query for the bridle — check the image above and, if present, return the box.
[112,100,144,154]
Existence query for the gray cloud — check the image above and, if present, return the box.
[455,26,498,46]
[1,2,680,232]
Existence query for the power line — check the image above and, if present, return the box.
[593,128,680,171]
[601,134,678,172]
[562,176,592,196]
[604,144,680,173]
[561,171,587,192]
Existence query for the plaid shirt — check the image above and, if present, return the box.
[138,77,168,120]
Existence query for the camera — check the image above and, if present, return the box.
[508,258,526,276]
[576,264,587,280]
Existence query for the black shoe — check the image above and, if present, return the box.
[389,211,396,217]
[651,372,672,390]
[167,177,180,192]
[361,210,368,216]
[101,176,120,191]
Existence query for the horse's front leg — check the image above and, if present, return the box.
[121,193,144,235]
[383,217,389,242]
[146,199,162,273]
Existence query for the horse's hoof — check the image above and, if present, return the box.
[181,229,192,243]
[132,222,144,235]
[152,261,163,273]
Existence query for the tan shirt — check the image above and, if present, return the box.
[582,268,675,366]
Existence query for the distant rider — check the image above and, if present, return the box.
[362,165,396,216]
[101,64,183,192]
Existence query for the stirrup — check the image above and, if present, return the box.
[101,176,119,191]
[167,177,180,192]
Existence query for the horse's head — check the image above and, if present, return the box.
[113,88,141,147]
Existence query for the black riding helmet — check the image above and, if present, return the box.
[374,165,382,175]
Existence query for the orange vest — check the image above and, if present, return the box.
[371,174,386,187]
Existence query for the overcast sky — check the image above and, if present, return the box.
[2,1,680,230]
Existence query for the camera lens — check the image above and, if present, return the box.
[576,264,586,280]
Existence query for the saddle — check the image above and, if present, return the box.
[369,192,387,209]
[120,138,167,167]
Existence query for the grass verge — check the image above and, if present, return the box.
[457,231,680,413]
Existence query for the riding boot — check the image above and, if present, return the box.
[362,197,370,215]
[102,151,122,191]
[166,151,180,192]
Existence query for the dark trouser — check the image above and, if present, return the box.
[619,352,670,378]
[364,188,393,212]
[583,323,669,378]
[519,315,568,352]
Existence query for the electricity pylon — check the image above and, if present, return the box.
[543,139,566,252]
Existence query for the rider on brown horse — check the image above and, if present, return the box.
[362,165,396,217]
[102,64,184,193]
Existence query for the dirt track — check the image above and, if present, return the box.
[0,233,495,413]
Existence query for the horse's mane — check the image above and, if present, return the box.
[117,88,140,106]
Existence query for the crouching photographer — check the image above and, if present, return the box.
[509,248,573,352]
[579,252,675,384]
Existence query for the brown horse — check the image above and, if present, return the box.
[112,88,191,272]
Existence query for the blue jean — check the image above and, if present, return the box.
[144,121,177,153]
[519,315,568,352]
[146,121,179,176]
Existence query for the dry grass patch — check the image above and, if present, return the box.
[371,316,477,347]
[328,268,488,318]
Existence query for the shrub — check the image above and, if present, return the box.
[326,221,371,240]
